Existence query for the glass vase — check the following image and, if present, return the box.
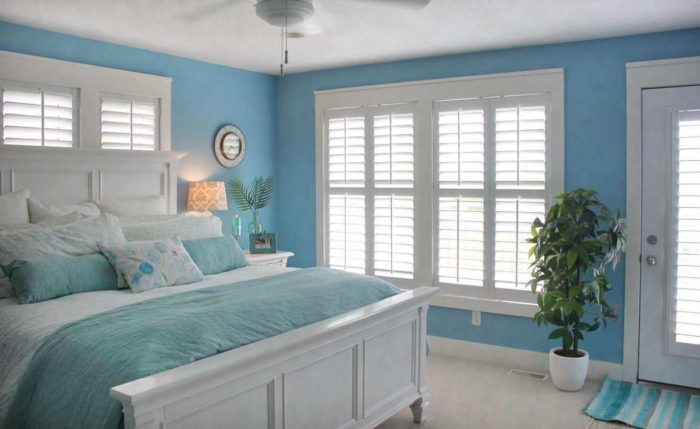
[248,210,264,235]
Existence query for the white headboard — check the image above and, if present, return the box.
[0,146,186,213]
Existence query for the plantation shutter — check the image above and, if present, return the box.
[325,106,417,280]
[101,95,158,151]
[2,84,76,148]
[436,100,487,288]
[328,193,366,273]
[373,108,416,279]
[374,113,414,188]
[493,97,548,292]
[374,194,414,278]
[328,115,365,188]
[495,105,547,190]
[493,198,545,289]
[327,111,366,274]
[436,95,549,295]
[438,197,484,285]
[674,109,700,346]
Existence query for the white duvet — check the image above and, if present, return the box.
[0,265,293,424]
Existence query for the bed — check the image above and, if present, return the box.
[0,146,437,429]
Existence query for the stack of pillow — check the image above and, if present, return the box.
[0,190,247,304]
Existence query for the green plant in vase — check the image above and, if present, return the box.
[229,176,274,235]
[527,188,625,391]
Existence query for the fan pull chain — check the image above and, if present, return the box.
[280,0,289,76]
[280,26,284,76]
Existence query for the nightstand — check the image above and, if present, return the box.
[244,251,294,267]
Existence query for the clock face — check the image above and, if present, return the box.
[221,133,241,160]
[214,125,246,168]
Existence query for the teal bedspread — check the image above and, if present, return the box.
[5,267,401,429]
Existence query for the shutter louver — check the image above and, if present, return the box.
[328,194,366,274]
[101,96,157,151]
[2,87,74,147]
[374,195,414,279]
[328,116,365,188]
[374,113,413,188]
[674,109,700,345]
[438,108,485,189]
[495,105,546,190]
[494,198,545,290]
[438,197,484,286]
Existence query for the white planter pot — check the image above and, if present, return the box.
[549,348,589,392]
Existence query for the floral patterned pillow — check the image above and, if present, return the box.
[98,238,203,293]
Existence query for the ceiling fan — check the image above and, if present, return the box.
[184,0,432,75]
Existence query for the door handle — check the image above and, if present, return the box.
[646,256,657,266]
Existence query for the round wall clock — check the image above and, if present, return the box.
[214,125,246,168]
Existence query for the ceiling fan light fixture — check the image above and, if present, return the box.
[256,0,314,27]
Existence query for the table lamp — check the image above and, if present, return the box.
[187,181,228,215]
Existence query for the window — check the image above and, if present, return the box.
[0,50,172,151]
[674,109,700,346]
[325,105,417,281]
[317,70,564,313]
[1,83,77,148]
[100,95,159,151]
[435,96,548,300]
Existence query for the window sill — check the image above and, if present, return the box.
[430,293,538,318]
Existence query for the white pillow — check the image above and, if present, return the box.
[117,214,188,226]
[0,189,30,225]
[121,216,223,241]
[0,214,126,269]
[35,211,85,227]
[96,196,166,216]
[28,198,100,223]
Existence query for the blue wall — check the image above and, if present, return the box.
[0,21,277,249]
[275,28,700,363]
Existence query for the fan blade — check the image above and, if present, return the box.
[180,0,250,21]
[345,0,431,9]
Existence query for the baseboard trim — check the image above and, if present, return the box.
[428,336,623,381]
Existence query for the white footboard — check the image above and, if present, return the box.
[111,286,438,429]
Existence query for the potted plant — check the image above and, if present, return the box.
[229,176,274,235]
[528,189,625,391]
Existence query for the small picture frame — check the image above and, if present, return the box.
[250,233,277,254]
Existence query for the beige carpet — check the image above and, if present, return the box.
[378,354,613,429]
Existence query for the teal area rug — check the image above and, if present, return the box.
[585,377,700,429]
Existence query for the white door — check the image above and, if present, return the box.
[639,85,700,388]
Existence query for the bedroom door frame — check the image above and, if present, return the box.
[624,56,700,383]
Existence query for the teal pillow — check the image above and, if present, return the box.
[3,254,118,304]
[182,235,247,276]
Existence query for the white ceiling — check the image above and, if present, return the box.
[2,0,700,75]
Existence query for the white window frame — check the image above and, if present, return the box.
[0,50,171,151]
[99,92,161,151]
[316,69,564,317]
[0,80,80,148]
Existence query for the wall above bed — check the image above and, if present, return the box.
[0,20,277,249]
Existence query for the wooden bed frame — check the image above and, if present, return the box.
[111,286,437,429]
[0,146,438,429]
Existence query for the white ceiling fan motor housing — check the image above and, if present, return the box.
[256,0,314,27]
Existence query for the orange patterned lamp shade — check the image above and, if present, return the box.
[187,181,228,214]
